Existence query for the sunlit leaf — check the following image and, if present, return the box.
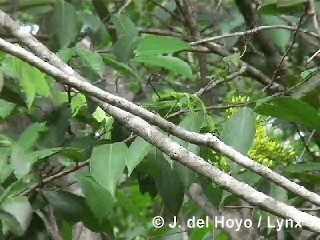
[135,36,189,55]
[133,55,192,78]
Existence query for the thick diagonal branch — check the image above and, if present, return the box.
[0,10,320,210]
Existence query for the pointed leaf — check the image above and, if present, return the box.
[10,145,32,179]
[18,122,47,151]
[254,97,320,129]
[170,112,204,187]
[0,99,15,120]
[76,48,105,77]
[111,14,138,38]
[101,54,137,78]
[0,196,32,235]
[77,173,114,223]
[133,55,192,78]
[135,36,189,55]
[126,137,152,175]
[71,93,87,116]
[52,1,78,48]
[222,107,256,155]
[43,190,87,222]
[90,143,127,196]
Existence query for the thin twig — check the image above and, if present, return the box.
[195,65,246,96]
[149,0,184,23]
[116,0,133,14]
[21,160,89,196]
[191,25,320,45]
[265,13,306,91]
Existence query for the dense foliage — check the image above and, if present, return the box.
[0,0,320,239]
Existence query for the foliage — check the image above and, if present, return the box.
[0,0,319,239]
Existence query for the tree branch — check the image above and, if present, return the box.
[1,10,320,231]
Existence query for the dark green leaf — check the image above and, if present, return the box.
[201,178,222,206]
[170,112,204,187]
[101,54,137,78]
[278,0,308,7]
[52,1,78,48]
[43,190,86,222]
[111,14,138,38]
[286,163,320,173]
[269,182,288,202]
[254,97,320,129]
[147,149,184,215]
[76,48,105,77]
[77,173,114,223]
[113,36,140,63]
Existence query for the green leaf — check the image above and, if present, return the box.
[292,69,320,99]
[77,173,114,223]
[20,66,36,109]
[111,14,140,63]
[286,163,320,173]
[90,143,128,196]
[43,190,113,233]
[223,52,241,67]
[0,149,13,184]
[133,55,192,78]
[43,190,87,222]
[278,0,308,7]
[76,48,105,77]
[0,68,4,93]
[135,36,189,56]
[170,112,204,187]
[126,137,152,176]
[0,99,15,120]
[147,148,184,215]
[254,97,320,129]
[18,122,47,151]
[3,55,50,108]
[28,148,62,164]
[238,171,261,186]
[52,1,78,48]
[269,182,288,202]
[113,36,140,63]
[71,93,87,117]
[92,106,110,123]
[0,210,20,236]
[0,180,27,204]
[10,145,32,179]
[111,14,138,38]
[101,54,137,78]
[57,47,76,63]
[222,107,256,155]
[261,15,291,52]
[201,179,222,206]
[0,196,32,235]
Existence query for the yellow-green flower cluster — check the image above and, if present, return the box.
[226,95,250,117]
[248,124,296,167]
[224,94,296,168]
